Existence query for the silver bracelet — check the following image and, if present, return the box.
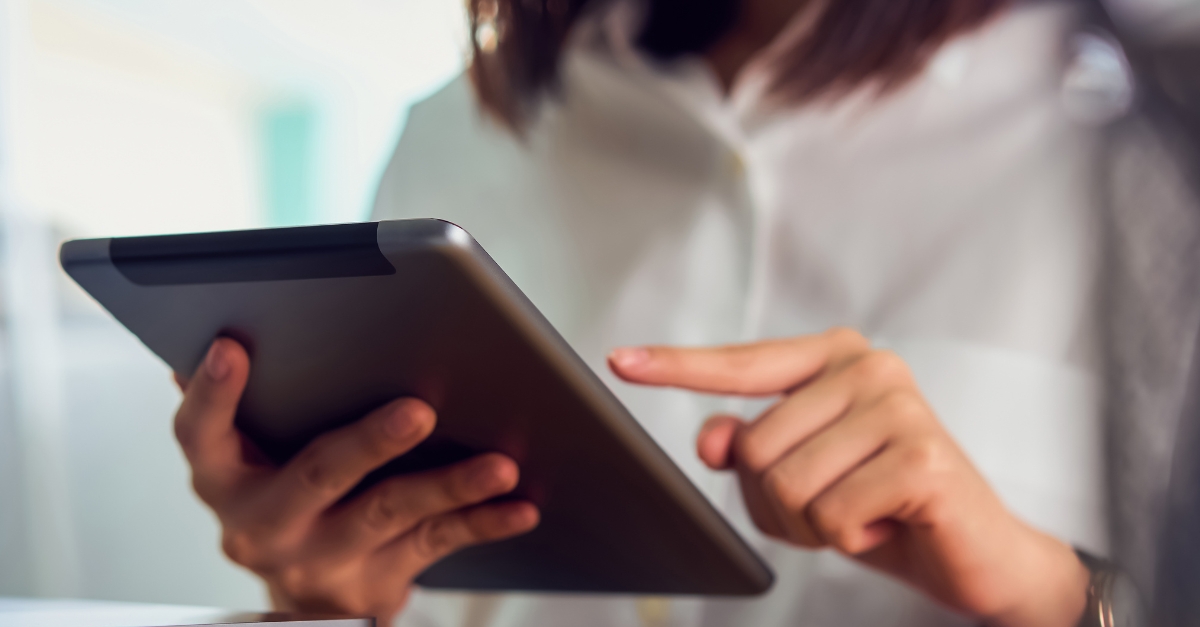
[1075,550,1147,627]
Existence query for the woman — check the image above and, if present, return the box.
[173,0,1117,624]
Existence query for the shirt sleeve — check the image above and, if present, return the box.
[370,73,521,224]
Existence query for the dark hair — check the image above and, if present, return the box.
[467,0,1009,130]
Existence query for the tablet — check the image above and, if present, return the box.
[60,219,774,595]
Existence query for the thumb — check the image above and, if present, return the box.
[174,337,251,473]
[696,414,744,470]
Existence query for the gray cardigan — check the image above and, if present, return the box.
[1099,51,1200,623]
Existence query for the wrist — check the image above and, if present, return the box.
[984,526,1090,627]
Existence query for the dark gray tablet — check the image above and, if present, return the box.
[60,219,773,595]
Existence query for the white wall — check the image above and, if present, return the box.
[0,0,467,609]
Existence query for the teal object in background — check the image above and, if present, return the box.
[262,101,318,226]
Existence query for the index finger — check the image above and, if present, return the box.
[608,328,871,396]
[260,398,437,525]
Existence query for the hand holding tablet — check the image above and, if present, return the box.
[173,338,538,620]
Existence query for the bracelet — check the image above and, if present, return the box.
[1074,550,1146,627]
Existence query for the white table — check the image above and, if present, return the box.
[0,598,370,627]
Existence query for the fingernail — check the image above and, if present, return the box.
[384,405,424,440]
[205,341,230,381]
[472,458,511,493]
[508,504,539,529]
[609,347,650,370]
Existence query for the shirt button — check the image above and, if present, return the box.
[727,150,746,178]
[636,597,670,627]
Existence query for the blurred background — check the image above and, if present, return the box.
[0,0,468,608]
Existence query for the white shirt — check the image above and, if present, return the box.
[373,2,1106,626]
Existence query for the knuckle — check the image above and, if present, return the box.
[221,528,262,568]
[362,496,397,533]
[878,390,930,428]
[763,466,805,513]
[291,447,344,499]
[733,430,773,474]
[901,437,951,476]
[412,517,460,562]
[299,464,339,498]
[824,326,868,350]
[265,564,369,614]
[853,350,911,385]
[274,564,322,602]
[363,487,409,533]
[808,497,852,551]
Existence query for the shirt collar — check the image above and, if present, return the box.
[584,0,756,146]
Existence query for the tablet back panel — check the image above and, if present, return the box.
[60,219,773,595]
